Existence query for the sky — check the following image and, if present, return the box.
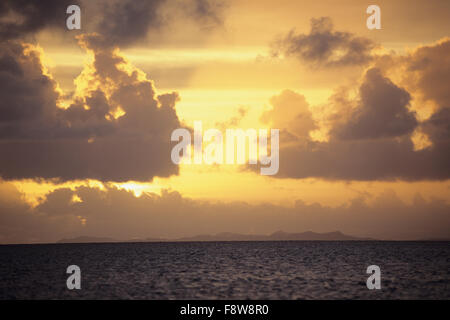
[0,0,449,243]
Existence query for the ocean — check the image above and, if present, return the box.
[0,241,449,299]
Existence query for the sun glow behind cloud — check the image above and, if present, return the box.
[1,0,449,243]
[12,33,450,210]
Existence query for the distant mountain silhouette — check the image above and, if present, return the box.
[418,237,450,241]
[57,231,373,243]
[57,236,118,243]
[175,230,373,241]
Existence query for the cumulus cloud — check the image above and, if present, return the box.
[0,35,182,182]
[332,68,417,140]
[404,39,450,108]
[0,0,228,182]
[261,90,316,142]
[0,41,59,129]
[272,17,376,68]
[258,39,450,180]
[395,40,450,154]
[0,182,449,244]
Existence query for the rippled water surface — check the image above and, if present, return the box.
[0,241,449,299]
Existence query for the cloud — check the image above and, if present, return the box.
[0,182,78,244]
[1,0,226,47]
[261,90,316,141]
[332,68,417,140]
[404,39,450,108]
[0,0,79,41]
[422,107,450,142]
[258,39,450,181]
[0,1,227,182]
[272,17,376,68]
[0,182,449,243]
[91,0,166,48]
[215,106,249,129]
[0,35,182,182]
[75,0,227,48]
[396,40,450,151]
[0,41,59,128]
[185,0,225,27]
[100,0,226,47]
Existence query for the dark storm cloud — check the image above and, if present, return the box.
[0,0,79,41]
[1,182,449,243]
[0,36,181,182]
[272,17,375,68]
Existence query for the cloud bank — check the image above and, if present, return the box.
[1,182,449,244]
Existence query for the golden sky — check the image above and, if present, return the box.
[1,0,449,242]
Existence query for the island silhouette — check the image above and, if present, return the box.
[57,230,374,243]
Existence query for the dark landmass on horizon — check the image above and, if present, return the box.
[57,231,375,243]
